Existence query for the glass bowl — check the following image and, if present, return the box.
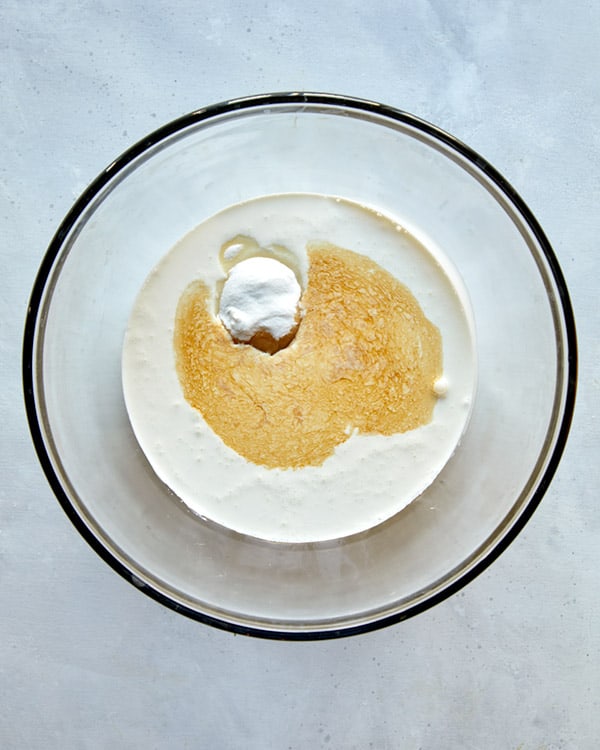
[23,93,577,639]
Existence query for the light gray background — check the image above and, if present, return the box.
[2,2,597,748]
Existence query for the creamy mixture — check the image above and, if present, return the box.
[176,242,442,469]
[122,194,476,543]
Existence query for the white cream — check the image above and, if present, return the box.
[122,194,477,543]
[433,376,449,397]
[218,256,301,344]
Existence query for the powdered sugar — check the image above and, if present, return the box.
[218,256,301,343]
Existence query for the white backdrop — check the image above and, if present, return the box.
[1,2,597,748]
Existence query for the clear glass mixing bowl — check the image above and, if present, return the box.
[23,93,577,639]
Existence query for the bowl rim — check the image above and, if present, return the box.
[22,91,578,640]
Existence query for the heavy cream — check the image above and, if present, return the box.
[122,194,477,543]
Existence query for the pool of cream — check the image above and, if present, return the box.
[122,194,477,543]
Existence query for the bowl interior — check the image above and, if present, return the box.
[29,97,574,636]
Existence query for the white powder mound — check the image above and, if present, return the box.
[218,256,301,342]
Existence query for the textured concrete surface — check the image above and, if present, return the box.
[1,2,597,748]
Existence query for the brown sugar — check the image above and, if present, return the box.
[174,242,442,469]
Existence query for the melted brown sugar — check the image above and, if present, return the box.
[174,243,442,469]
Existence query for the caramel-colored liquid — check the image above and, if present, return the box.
[174,243,442,469]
